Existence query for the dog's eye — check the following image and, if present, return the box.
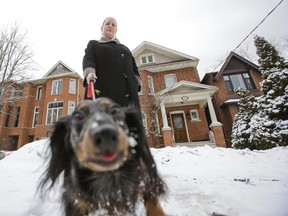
[110,105,121,116]
[72,112,84,122]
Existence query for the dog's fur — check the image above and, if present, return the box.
[40,98,166,216]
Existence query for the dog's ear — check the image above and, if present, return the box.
[125,109,158,177]
[40,115,72,191]
[125,109,167,200]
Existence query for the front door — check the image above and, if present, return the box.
[171,113,188,143]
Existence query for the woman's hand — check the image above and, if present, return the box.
[86,72,97,83]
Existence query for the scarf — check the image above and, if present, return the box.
[98,36,120,44]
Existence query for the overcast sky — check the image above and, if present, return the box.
[1,0,287,79]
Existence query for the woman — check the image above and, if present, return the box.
[82,17,141,109]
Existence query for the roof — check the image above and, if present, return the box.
[155,80,218,107]
[157,80,217,95]
[132,41,199,62]
[215,51,259,80]
[29,60,82,85]
[43,60,76,78]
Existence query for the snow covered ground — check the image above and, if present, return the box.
[0,139,287,216]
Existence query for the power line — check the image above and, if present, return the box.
[211,0,284,72]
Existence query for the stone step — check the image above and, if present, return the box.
[174,141,216,148]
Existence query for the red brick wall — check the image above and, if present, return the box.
[166,106,210,142]
[148,68,199,93]
[139,67,209,147]
[0,76,85,150]
[202,70,263,147]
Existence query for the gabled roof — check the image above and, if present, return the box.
[157,80,217,95]
[155,80,218,107]
[132,41,199,62]
[43,60,76,78]
[215,51,259,80]
[30,61,82,85]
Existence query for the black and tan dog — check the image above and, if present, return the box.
[40,98,166,216]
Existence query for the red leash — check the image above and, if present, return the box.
[87,80,96,101]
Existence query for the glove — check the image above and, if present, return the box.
[86,72,97,83]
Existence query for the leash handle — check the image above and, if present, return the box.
[87,81,96,101]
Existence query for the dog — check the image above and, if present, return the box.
[40,98,166,216]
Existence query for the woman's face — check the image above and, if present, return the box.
[101,17,117,39]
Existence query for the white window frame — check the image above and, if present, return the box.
[140,53,154,65]
[32,107,39,128]
[138,80,144,95]
[147,76,155,95]
[46,101,63,125]
[190,109,200,121]
[141,111,148,136]
[36,86,42,100]
[68,101,75,115]
[51,79,63,95]
[10,87,15,98]
[164,74,177,88]
[14,106,21,127]
[69,79,76,94]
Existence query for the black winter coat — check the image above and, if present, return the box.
[83,40,141,109]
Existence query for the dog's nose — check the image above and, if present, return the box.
[91,124,119,150]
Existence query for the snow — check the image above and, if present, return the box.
[0,139,288,216]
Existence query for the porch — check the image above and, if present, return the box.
[156,81,226,148]
[173,140,216,148]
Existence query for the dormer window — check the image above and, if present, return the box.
[224,72,255,92]
[140,54,154,65]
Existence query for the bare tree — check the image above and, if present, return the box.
[0,23,35,105]
[144,92,170,148]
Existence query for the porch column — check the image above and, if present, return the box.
[207,97,226,147]
[207,97,222,126]
[160,101,173,146]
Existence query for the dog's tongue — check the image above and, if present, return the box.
[100,152,117,162]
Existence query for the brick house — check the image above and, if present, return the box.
[1,42,231,150]
[0,61,84,150]
[201,51,263,147]
[133,41,226,148]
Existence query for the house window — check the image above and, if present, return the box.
[224,73,254,92]
[33,107,39,127]
[68,101,75,115]
[138,80,144,95]
[5,106,13,127]
[51,80,63,95]
[141,111,148,135]
[190,109,199,121]
[17,85,24,97]
[0,87,4,96]
[69,79,76,94]
[46,102,63,125]
[10,87,15,98]
[140,54,154,65]
[14,107,21,127]
[36,86,42,100]
[148,76,155,94]
[164,74,177,88]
